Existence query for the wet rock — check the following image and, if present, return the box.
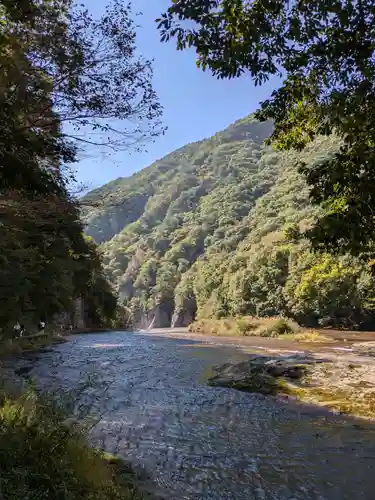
[14,365,33,377]
[264,359,308,379]
[352,342,375,357]
[208,355,314,395]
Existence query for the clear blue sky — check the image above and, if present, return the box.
[74,0,280,191]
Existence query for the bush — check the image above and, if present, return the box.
[0,389,143,500]
[189,316,301,337]
[259,317,299,337]
[235,317,259,335]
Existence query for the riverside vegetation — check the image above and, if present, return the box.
[0,332,66,357]
[0,388,145,500]
[188,317,331,343]
[0,0,162,498]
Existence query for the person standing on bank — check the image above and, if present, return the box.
[13,322,21,337]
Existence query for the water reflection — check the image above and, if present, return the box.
[15,332,375,499]
[91,343,126,349]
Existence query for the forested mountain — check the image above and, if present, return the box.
[0,0,163,336]
[83,116,375,329]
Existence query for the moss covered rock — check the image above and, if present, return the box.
[208,354,315,395]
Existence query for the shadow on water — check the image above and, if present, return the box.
[12,331,375,500]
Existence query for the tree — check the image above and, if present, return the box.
[0,0,159,332]
[2,0,163,154]
[157,0,375,254]
[285,253,369,328]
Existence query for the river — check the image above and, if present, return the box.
[15,331,375,499]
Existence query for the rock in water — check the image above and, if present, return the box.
[208,354,316,395]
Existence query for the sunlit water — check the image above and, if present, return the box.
[14,332,375,499]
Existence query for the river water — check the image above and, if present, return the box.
[16,331,375,499]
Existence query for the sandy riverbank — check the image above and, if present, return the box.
[139,327,375,360]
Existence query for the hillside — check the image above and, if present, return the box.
[83,116,375,330]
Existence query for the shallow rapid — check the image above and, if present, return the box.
[17,332,375,499]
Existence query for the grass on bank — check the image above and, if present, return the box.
[269,377,375,420]
[285,384,375,419]
[0,333,67,356]
[0,388,144,500]
[189,317,331,342]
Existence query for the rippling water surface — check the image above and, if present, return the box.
[19,331,375,499]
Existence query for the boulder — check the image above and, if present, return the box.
[264,359,308,378]
[208,355,316,394]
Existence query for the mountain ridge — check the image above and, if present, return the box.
[82,115,273,243]
[83,116,375,330]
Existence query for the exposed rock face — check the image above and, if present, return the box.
[171,298,197,328]
[171,311,189,328]
[83,193,149,244]
[207,352,375,420]
[153,304,173,328]
[132,302,174,330]
[54,297,86,329]
[131,298,196,330]
[143,306,172,329]
[74,298,85,328]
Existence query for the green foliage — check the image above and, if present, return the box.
[0,0,161,333]
[1,0,162,151]
[0,192,118,332]
[76,239,119,329]
[0,389,143,499]
[190,316,313,339]
[84,117,375,329]
[260,318,297,338]
[158,0,375,253]
[283,223,300,242]
[235,317,255,336]
[285,253,374,328]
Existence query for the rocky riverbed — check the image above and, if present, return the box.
[7,330,375,499]
[144,328,375,420]
[5,332,375,500]
[208,351,375,419]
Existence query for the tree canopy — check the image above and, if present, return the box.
[0,0,162,333]
[157,0,375,254]
[2,0,163,153]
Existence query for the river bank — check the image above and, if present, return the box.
[0,327,129,357]
[0,385,149,500]
[0,332,68,357]
[0,333,162,500]
[141,326,375,420]
[208,352,375,420]
[188,317,333,342]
